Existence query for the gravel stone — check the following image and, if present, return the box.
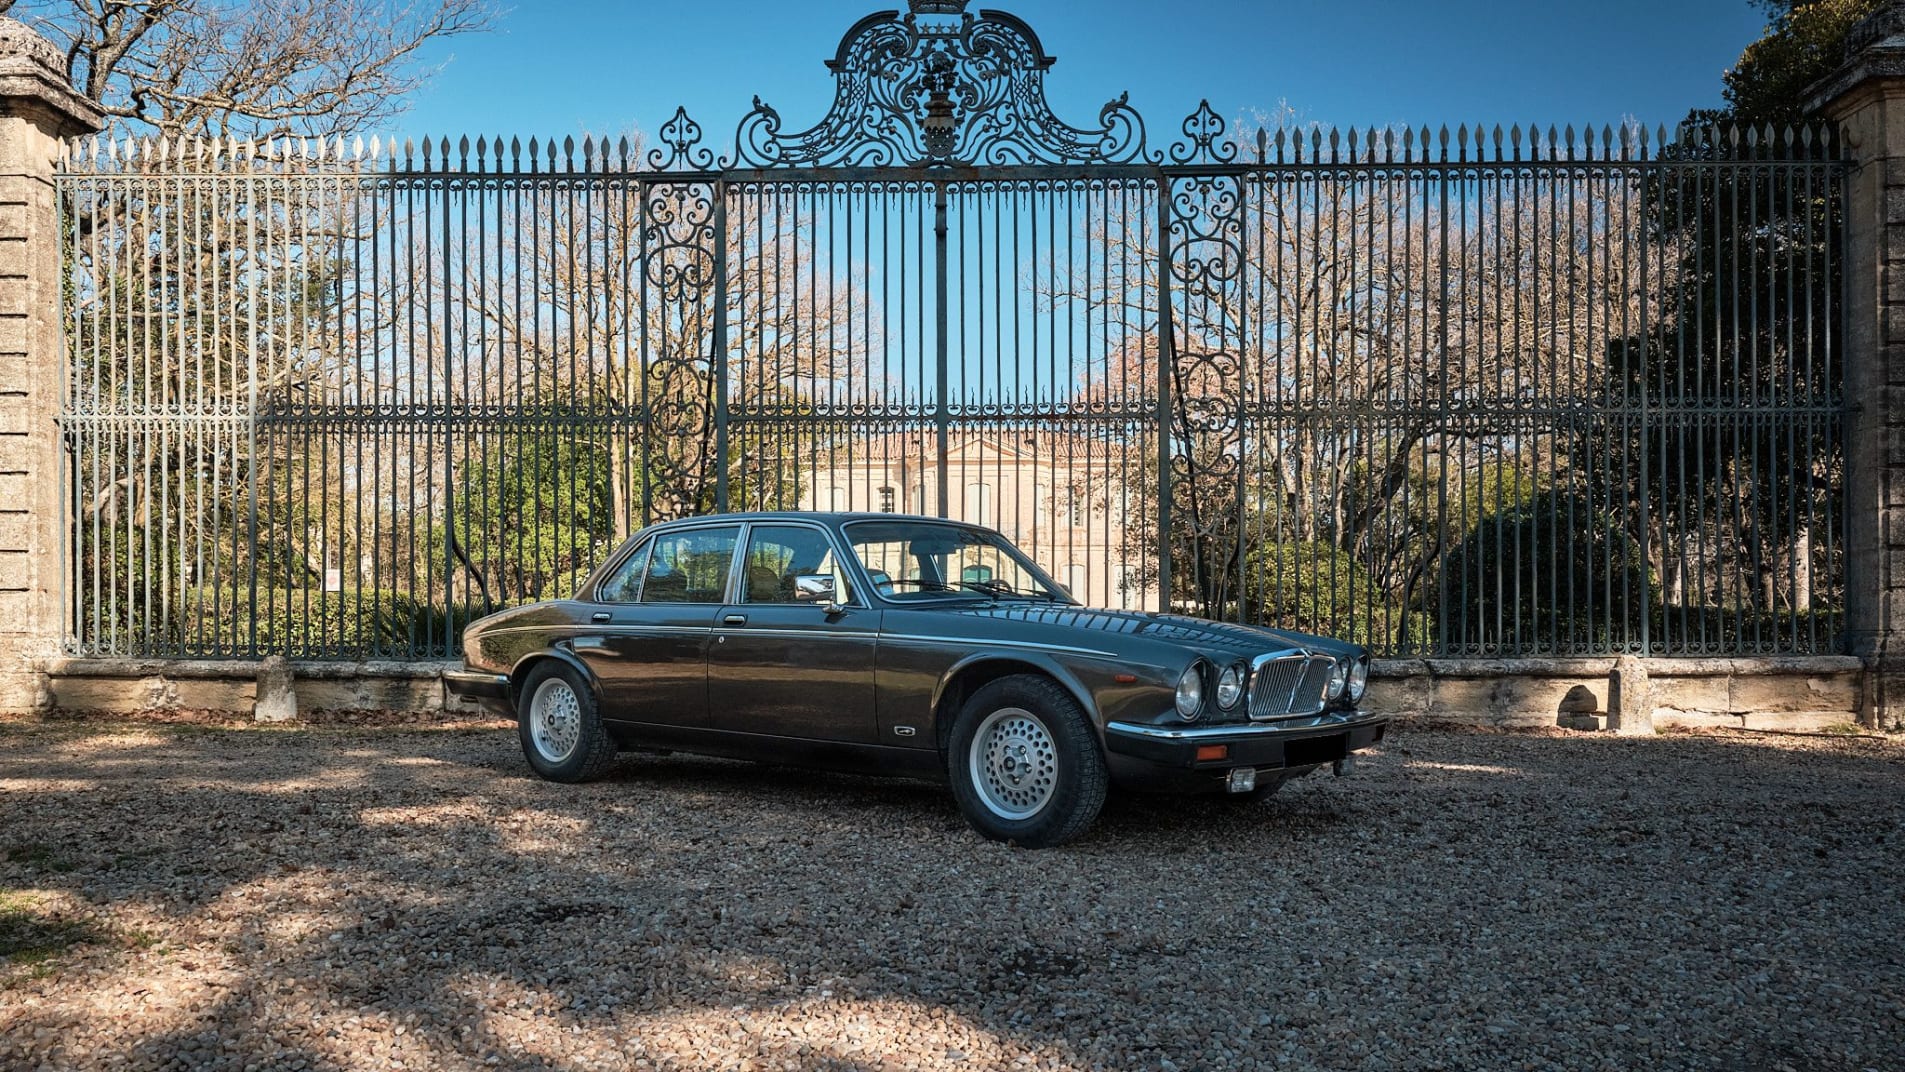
[0,719,1900,1071]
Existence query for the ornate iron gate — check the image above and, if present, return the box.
[56,0,1846,660]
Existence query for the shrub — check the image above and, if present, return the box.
[173,588,436,658]
[1242,540,1429,651]
[1434,490,1655,654]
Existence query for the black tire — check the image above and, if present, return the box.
[515,661,618,783]
[947,674,1107,848]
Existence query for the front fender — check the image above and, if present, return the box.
[931,649,1102,733]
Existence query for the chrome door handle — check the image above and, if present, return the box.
[591,612,612,623]
[722,614,748,625]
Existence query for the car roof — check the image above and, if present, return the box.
[649,511,980,526]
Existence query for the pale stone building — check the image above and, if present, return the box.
[797,432,1160,611]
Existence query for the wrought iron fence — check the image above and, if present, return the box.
[55,2,1846,660]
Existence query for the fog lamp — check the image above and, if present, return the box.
[1226,768,1257,794]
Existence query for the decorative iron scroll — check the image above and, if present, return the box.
[1166,163,1248,613]
[733,0,1147,167]
[641,180,722,517]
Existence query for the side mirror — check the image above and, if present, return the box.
[793,574,844,612]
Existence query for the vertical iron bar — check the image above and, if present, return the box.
[935,181,950,517]
[714,180,730,513]
[1156,177,1174,611]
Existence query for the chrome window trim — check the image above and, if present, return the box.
[593,535,655,605]
[734,519,871,609]
[839,517,1076,608]
[598,521,746,608]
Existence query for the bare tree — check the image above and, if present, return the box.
[8,0,495,138]
[1054,114,1657,639]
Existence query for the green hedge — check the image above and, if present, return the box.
[1434,490,1656,654]
[1241,540,1433,650]
[171,588,500,658]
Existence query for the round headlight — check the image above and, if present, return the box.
[1174,663,1205,720]
[1216,664,1245,710]
[1326,658,1349,699]
[1348,657,1369,702]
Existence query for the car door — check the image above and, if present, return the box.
[706,522,880,743]
[574,524,740,730]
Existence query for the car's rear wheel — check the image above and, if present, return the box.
[516,661,618,783]
[948,674,1106,848]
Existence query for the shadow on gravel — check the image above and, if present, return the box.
[1,722,1901,1070]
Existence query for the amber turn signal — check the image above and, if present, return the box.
[1194,744,1228,762]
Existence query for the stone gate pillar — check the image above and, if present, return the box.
[0,18,101,714]
[1814,3,1905,730]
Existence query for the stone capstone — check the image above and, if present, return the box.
[1608,655,1653,736]
[254,655,297,723]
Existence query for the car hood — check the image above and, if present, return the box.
[934,603,1359,662]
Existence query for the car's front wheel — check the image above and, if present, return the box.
[948,674,1107,848]
[516,661,618,783]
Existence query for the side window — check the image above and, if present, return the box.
[598,539,652,603]
[741,525,853,604]
[639,527,740,604]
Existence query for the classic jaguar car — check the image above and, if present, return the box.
[447,512,1386,847]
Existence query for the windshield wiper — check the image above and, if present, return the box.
[957,580,1064,602]
[882,578,970,595]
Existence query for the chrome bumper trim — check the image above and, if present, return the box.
[444,669,511,701]
[1106,709,1386,741]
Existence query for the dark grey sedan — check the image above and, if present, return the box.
[447,512,1387,847]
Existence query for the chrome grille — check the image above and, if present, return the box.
[1249,652,1336,720]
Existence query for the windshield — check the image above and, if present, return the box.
[843,520,1073,603]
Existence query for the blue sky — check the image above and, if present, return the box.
[397,0,1771,149]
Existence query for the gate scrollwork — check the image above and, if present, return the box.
[1165,113,1250,614]
[641,180,721,518]
[733,0,1148,168]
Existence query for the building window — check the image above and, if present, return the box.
[965,482,991,525]
[1065,563,1087,602]
[879,485,895,513]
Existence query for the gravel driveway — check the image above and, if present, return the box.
[1,719,1900,1072]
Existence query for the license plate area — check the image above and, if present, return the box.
[1283,732,1349,768]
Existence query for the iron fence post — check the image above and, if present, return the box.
[1156,176,1175,613]
[714,179,730,514]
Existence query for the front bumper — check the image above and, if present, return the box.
[445,668,512,713]
[1104,709,1388,774]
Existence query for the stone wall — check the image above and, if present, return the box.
[35,655,1862,732]
[40,658,477,719]
[1365,657,1863,733]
